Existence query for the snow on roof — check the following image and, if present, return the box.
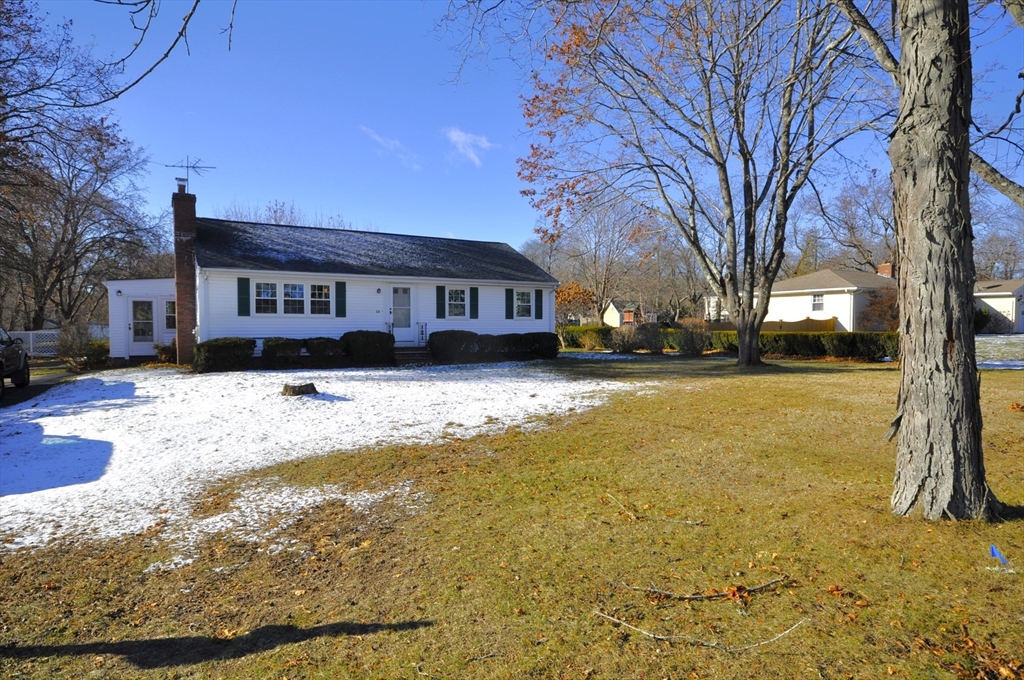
[194,218,559,284]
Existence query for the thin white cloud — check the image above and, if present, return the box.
[444,127,496,167]
[360,126,421,171]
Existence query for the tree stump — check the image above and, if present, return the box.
[282,382,318,396]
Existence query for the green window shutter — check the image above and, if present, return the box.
[335,282,346,317]
[436,285,446,319]
[505,288,514,319]
[535,289,544,320]
[469,287,479,319]
[237,277,250,316]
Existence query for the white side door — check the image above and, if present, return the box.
[129,299,156,355]
[390,285,416,345]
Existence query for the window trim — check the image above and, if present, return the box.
[811,293,824,312]
[310,283,331,315]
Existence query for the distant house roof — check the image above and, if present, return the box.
[193,218,559,284]
[974,279,1024,295]
[771,269,896,294]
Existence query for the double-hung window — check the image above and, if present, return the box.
[310,284,330,315]
[515,290,532,318]
[255,283,277,314]
[812,294,824,312]
[448,288,466,317]
[165,301,176,329]
[283,283,305,314]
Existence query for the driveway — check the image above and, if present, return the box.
[1,364,79,410]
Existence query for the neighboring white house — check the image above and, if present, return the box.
[974,279,1024,333]
[764,269,896,332]
[106,185,559,364]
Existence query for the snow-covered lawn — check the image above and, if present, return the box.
[0,364,643,553]
[975,334,1024,369]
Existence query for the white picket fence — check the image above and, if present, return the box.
[9,325,109,358]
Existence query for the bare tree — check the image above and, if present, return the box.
[504,0,886,365]
[216,199,356,229]
[831,0,1015,519]
[0,115,157,329]
[805,172,897,272]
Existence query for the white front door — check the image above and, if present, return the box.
[129,299,156,355]
[391,286,416,345]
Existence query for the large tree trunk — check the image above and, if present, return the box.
[734,314,762,367]
[889,0,990,519]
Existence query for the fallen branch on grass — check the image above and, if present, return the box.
[623,574,789,602]
[606,492,703,525]
[594,611,806,652]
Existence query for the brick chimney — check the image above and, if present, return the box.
[877,262,893,278]
[172,179,197,365]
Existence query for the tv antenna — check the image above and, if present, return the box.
[162,156,216,191]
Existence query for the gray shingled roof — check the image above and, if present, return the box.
[193,218,559,284]
[771,269,896,293]
[974,279,1024,294]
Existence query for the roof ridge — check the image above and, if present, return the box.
[196,217,508,247]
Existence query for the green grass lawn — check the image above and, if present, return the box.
[1,358,1021,679]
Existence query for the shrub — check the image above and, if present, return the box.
[342,330,395,366]
[561,325,611,349]
[429,330,559,363]
[306,337,347,368]
[973,307,990,334]
[522,332,559,360]
[609,325,642,353]
[635,323,664,354]
[57,323,110,370]
[579,330,604,351]
[262,337,304,369]
[708,330,899,360]
[153,342,177,364]
[663,319,711,357]
[428,330,480,363]
[193,337,256,373]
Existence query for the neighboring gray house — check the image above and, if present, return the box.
[107,184,559,363]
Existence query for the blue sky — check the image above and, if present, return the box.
[38,1,1022,251]
[42,1,541,247]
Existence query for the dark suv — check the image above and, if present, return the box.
[0,326,30,401]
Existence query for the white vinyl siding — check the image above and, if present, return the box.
[196,269,556,342]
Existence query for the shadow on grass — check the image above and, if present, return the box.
[0,620,434,669]
[992,503,1024,523]
[548,355,896,381]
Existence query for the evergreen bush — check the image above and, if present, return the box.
[193,337,256,373]
[261,337,304,369]
[305,337,347,368]
[342,330,395,366]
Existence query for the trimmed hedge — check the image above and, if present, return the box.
[559,325,612,349]
[306,337,347,368]
[342,330,395,366]
[428,330,559,363]
[262,337,304,369]
[710,331,899,360]
[194,337,256,373]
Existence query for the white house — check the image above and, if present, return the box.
[106,184,559,364]
[974,279,1024,333]
[764,269,896,332]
